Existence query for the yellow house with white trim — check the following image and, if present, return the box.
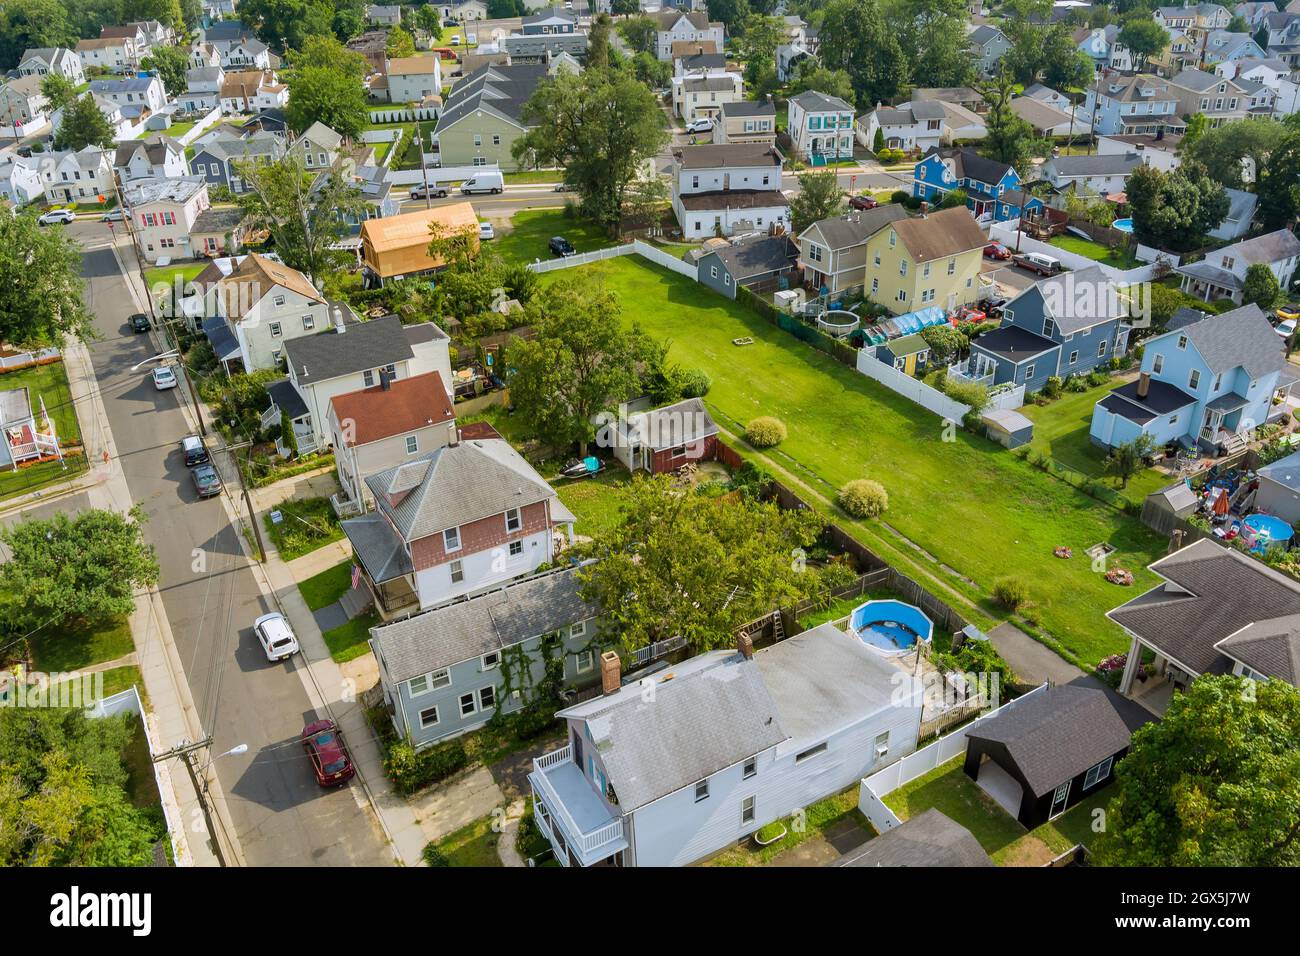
[862,206,988,315]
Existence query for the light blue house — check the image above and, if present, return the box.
[912,147,1032,223]
[527,622,924,867]
[963,267,1131,394]
[1089,303,1288,453]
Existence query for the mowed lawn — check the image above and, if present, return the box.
[546,257,1164,665]
[493,209,610,266]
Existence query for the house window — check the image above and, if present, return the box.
[899,260,908,277]
[1042,318,1055,337]
[1176,335,1187,350]
[1098,341,1107,357]
[575,649,594,673]
[405,435,419,454]
[492,134,500,146]
[449,559,464,584]
[318,152,326,166]
[363,370,374,387]
[1152,353,1164,374]
[923,262,931,278]
[1083,755,1113,789]
[1170,414,1179,425]
[947,257,956,275]
[269,322,282,337]
[896,290,907,303]
[694,779,709,802]
[740,795,756,825]
[570,620,586,639]
[874,731,890,756]
[482,652,500,671]
[302,315,314,331]
[419,705,440,728]
[444,527,461,552]
[873,252,881,267]
[1025,363,1036,380]
[478,686,496,710]
[1213,373,1222,391]
[508,540,522,557]
[505,507,522,533]
[408,668,450,696]
[795,741,827,763]
[888,230,896,247]
[871,278,879,294]
[743,756,757,779]
[1069,350,1078,365]
[459,692,477,717]
[1189,369,1201,390]
[710,265,718,278]
[473,133,482,146]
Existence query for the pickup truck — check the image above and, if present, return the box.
[1012,252,1063,276]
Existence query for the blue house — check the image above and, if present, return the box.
[912,147,1030,222]
[189,131,284,194]
[1089,304,1289,453]
[965,267,1131,394]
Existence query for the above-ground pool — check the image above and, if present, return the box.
[1111,218,1134,233]
[1243,512,1294,550]
[850,599,934,654]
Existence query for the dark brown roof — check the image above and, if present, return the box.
[329,371,454,447]
[679,189,789,211]
[890,206,987,262]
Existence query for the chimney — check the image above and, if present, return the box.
[600,651,621,695]
[1137,371,1150,399]
[737,631,754,660]
[332,304,345,333]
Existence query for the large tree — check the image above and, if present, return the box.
[789,63,856,108]
[236,154,364,280]
[1125,162,1229,253]
[236,0,336,50]
[39,73,79,115]
[1183,116,1289,189]
[1243,263,1281,309]
[53,93,117,151]
[140,43,190,99]
[285,53,370,139]
[1258,131,1300,230]
[386,24,416,57]
[789,169,845,233]
[706,0,751,32]
[816,0,908,106]
[578,476,826,655]
[0,0,75,71]
[1116,16,1169,71]
[891,0,975,90]
[0,211,96,348]
[514,68,668,234]
[505,273,659,455]
[0,506,159,632]
[1096,676,1300,866]
[617,14,658,56]
[979,69,1035,173]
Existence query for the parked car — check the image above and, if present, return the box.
[549,236,576,258]
[984,241,1012,261]
[684,118,713,134]
[1276,318,1296,339]
[1276,303,1300,323]
[848,194,879,211]
[301,720,355,787]
[253,612,299,662]
[479,221,495,240]
[152,365,178,390]
[130,312,151,333]
[410,183,448,200]
[101,209,125,223]
[190,463,222,498]
[459,170,504,195]
[1013,252,1062,276]
[181,434,209,466]
[37,209,75,226]
[450,34,461,45]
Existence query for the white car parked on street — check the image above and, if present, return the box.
[152,365,178,390]
[684,118,714,134]
[254,612,300,662]
[37,209,76,225]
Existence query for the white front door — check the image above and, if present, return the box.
[1049,780,1071,819]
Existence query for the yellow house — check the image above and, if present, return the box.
[862,205,987,315]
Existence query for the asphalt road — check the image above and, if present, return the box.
[71,221,391,866]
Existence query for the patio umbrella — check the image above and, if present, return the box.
[1213,488,1231,517]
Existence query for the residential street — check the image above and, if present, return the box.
[69,221,392,867]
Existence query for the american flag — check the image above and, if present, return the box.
[351,565,361,589]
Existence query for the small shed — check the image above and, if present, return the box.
[1254,449,1300,526]
[980,407,1034,449]
[962,685,1131,829]
[874,334,931,376]
[832,809,993,867]
[696,234,799,300]
[612,397,719,474]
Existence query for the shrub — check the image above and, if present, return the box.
[838,479,889,519]
[890,189,910,206]
[992,576,1030,611]
[1086,369,1110,387]
[877,147,906,164]
[817,555,860,593]
[679,367,711,398]
[746,416,787,448]
[515,802,551,861]
[942,377,989,413]
[1065,375,1089,393]
[384,737,470,795]
[1043,375,1064,399]
[422,844,451,867]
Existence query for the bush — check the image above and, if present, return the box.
[838,479,889,519]
[817,555,860,593]
[745,416,787,448]
[992,576,1030,611]
[1086,369,1110,387]
[877,147,906,164]
[942,377,989,413]
[679,367,711,398]
[1043,376,1064,399]
[384,737,470,795]
[1065,375,1088,393]
[422,844,451,867]
[890,189,910,206]
[515,802,551,861]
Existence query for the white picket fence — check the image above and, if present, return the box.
[988,222,1160,285]
[856,349,972,422]
[368,106,440,124]
[857,682,1049,833]
[524,240,698,279]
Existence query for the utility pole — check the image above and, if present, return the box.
[227,439,267,562]
[153,737,227,867]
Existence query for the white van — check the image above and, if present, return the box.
[460,170,505,195]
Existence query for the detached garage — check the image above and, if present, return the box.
[612,398,719,474]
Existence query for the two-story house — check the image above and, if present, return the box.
[0,155,44,206]
[273,315,453,453]
[966,267,1131,394]
[1082,72,1182,136]
[429,62,546,171]
[1038,152,1144,196]
[1200,30,1268,68]
[180,66,225,113]
[1154,3,1231,42]
[0,76,49,136]
[676,75,744,125]
[787,90,855,163]
[220,70,287,115]
[211,253,331,371]
[862,205,987,314]
[670,143,788,239]
[342,435,577,615]
[856,99,987,153]
[190,131,286,194]
[39,147,113,204]
[114,137,188,181]
[711,99,777,145]
[384,56,444,104]
[912,147,1025,222]
[655,10,725,61]
[75,37,137,73]
[1261,11,1300,69]
[1089,303,1285,453]
[1165,68,1252,127]
[520,7,578,34]
[366,2,403,25]
[123,177,210,262]
[89,76,168,117]
[1175,227,1300,303]
[289,121,345,172]
[969,24,1013,77]
[370,565,611,748]
[1220,56,1300,117]
[18,48,85,85]
[797,205,908,297]
[528,622,925,867]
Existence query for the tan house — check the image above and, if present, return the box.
[75,37,138,72]
[797,205,908,297]
[712,100,778,145]
[329,371,458,511]
[361,202,480,285]
[213,253,330,370]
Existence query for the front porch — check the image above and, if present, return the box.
[528,743,628,867]
[1117,634,1194,717]
[262,379,320,458]
[1175,262,1242,305]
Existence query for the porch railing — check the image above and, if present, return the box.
[531,747,627,857]
[630,635,686,667]
[330,491,362,518]
[535,742,573,771]
[260,403,279,430]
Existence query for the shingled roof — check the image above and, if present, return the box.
[889,206,988,263]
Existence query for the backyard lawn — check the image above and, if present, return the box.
[1019,378,1171,504]
[704,785,871,866]
[28,614,133,673]
[493,209,610,266]
[425,815,504,867]
[544,256,1165,667]
[552,467,627,538]
[1048,234,1140,270]
[143,262,206,302]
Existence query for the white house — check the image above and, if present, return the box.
[1208,188,1260,242]
[671,143,788,240]
[1219,57,1300,116]
[1038,152,1144,196]
[38,147,114,205]
[180,66,225,113]
[0,76,49,137]
[655,10,725,61]
[855,99,987,153]
[89,76,168,117]
[676,75,744,124]
[75,37,138,73]
[210,253,333,373]
[1097,132,1184,172]
[384,56,444,104]
[528,623,925,867]
[0,155,44,206]
[18,48,85,85]
[114,137,189,181]
[122,177,211,263]
[1175,227,1300,303]
[787,90,855,162]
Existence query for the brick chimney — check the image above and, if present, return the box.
[1137,371,1150,399]
[737,631,754,660]
[600,651,621,695]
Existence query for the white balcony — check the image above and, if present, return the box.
[528,743,628,867]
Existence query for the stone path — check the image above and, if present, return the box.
[496,798,527,867]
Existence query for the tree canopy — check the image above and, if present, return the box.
[141,43,190,98]
[1258,130,1300,230]
[53,93,117,151]
[284,36,371,139]
[817,0,907,107]
[979,69,1036,173]
[0,211,96,348]
[789,169,846,233]
[1125,162,1229,253]
[1182,117,1289,190]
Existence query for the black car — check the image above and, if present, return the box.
[181,434,209,466]
[191,464,222,498]
[130,312,150,333]
[549,236,576,258]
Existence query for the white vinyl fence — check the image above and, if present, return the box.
[985,381,1027,412]
[523,240,698,279]
[988,222,1161,285]
[857,683,1048,833]
[0,347,60,370]
[856,349,972,422]
[368,106,440,124]
[173,107,221,147]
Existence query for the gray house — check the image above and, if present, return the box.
[965,267,1130,393]
[696,234,798,299]
[969,24,1012,77]
[370,566,601,748]
[189,131,285,194]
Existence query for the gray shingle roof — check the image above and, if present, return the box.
[676,143,781,170]
[619,398,718,451]
[704,234,797,280]
[265,377,308,419]
[834,809,994,867]
[1031,266,1128,335]
[969,24,1007,46]
[924,146,1012,189]
[1257,448,1300,492]
[790,90,854,114]
[371,566,593,681]
[282,315,412,387]
[1216,617,1300,683]
[965,685,1132,796]
[1174,302,1285,380]
[1233,227,1300,266]
[720,99,775,118]
[341,513,413,585]
[1044,152,1142,178]
[803,205,908,251]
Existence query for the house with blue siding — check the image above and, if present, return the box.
[912,147,1026,222]
[1088,303,1288,453]
[966,267,1130,393]
[189,130,284,194]
[528,622,925,867]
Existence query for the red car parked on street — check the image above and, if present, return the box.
[301,719,355,787]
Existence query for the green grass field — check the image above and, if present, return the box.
[493,209,610,266]
[543,256,1164,666]
[28,615,133,673]
[0,359,89,502]
[425,815,504,867]
[321,611,377,664]
[298,559,353,611]
[552,467,628,538]
[143,263,206,302]
[1048,234,1140,269]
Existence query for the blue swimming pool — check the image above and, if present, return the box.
[1111,218,1134,233]
[1244,512,1294,549]
[850,600,934,654]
